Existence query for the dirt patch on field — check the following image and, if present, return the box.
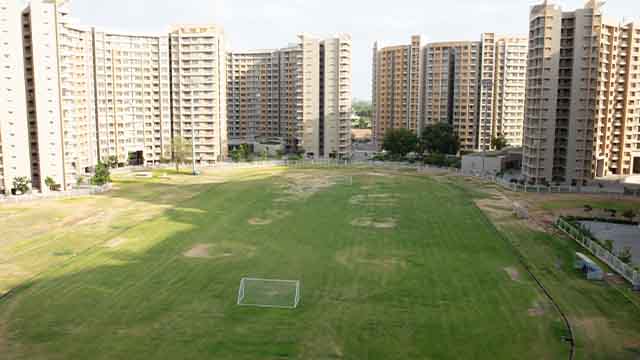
[528,302,546,317]
[248,218,273,226]
[574,317,611,341]
[281,175,338,200]
[104,237,128,248]
[336,247,407,271]
[351,217,397,229]
[366,172,392,178]
[184,243,256,260]
[76,211,108,226]
[528,296,554,317]
[504,267,520,281]
[248,210,291,226]
[184,244,212,258]
[349,194,398,207]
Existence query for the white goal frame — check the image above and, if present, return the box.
[237,278,301,309]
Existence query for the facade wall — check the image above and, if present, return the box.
[372,36,422,149]
[493,36,527,148]
[300,34,321,157]
[477,33,496,151]
[170,25,227,165]
[93,31,172,165]
[523,1,640,184]
[0,0,31,194]
[227,34,351,159]
[321,35,352,158]
[227,50,284,144]
[22,0,66,191]
[422,41,480,151]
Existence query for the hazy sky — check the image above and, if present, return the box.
[70,0,639,100]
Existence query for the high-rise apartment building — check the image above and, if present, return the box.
[423,41,481,151]
[22,0,84,191]
[373,34,527,152]
[93,30,172,166]
[372,36,422,148]
[477,34,528,151]
[492,36,528,149]
[227,34,352,158]
[18,1,228,191]
[227,47,303,149]
[170,25,227,165]
[0,0,31,194]
[523,0,640,184]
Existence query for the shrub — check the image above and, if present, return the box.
[91,162,111,186]
[619,247,633,265]
[12,177,31,195]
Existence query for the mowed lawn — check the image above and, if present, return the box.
[0,168,568,359]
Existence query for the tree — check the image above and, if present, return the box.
[604,240,614,253]
[491,135,509,151]
[12,177,30,195]
[420,123,460,155]
[382,128,419,157]
[44,177,57,191]
[619,247,633,265]
[352,100,372,118]
[240,144,251,162]
[622,209,637,222]
[172,136,192,173]
[91,162,111,186]
[107,155,119,169]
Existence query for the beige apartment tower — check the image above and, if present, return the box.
[227,47,303,150]
[93,30,172,166]
[228,34,352,158]
[0,0,31,194]
[422,36,527,152]
[423,40,480,151]
[170,25,227,165]
[523,0,640,184]
[372,36,422,148]
[373,34,527,152]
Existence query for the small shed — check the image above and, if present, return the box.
[574,252,604,281]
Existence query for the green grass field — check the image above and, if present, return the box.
[0,167,638,359]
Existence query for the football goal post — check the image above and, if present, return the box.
[237,278,301,309]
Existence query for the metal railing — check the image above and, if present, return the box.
[0,184,113,204]
[556,217,640,289]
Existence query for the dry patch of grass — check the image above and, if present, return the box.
[504,266,520,282]
[184,244,213,258]
[349,194,398,207]
[336,247,407,272]
[248,210,291,226]
[183,243,256,260]
[104,237,129,249]
[350,217,397,229]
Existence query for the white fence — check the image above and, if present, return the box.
[285,159,462,173]
[0,184,113,204]
[556,218,640,289]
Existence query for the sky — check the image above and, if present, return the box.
[69,0,639,101]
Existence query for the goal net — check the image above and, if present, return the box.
[237,278,301,309]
